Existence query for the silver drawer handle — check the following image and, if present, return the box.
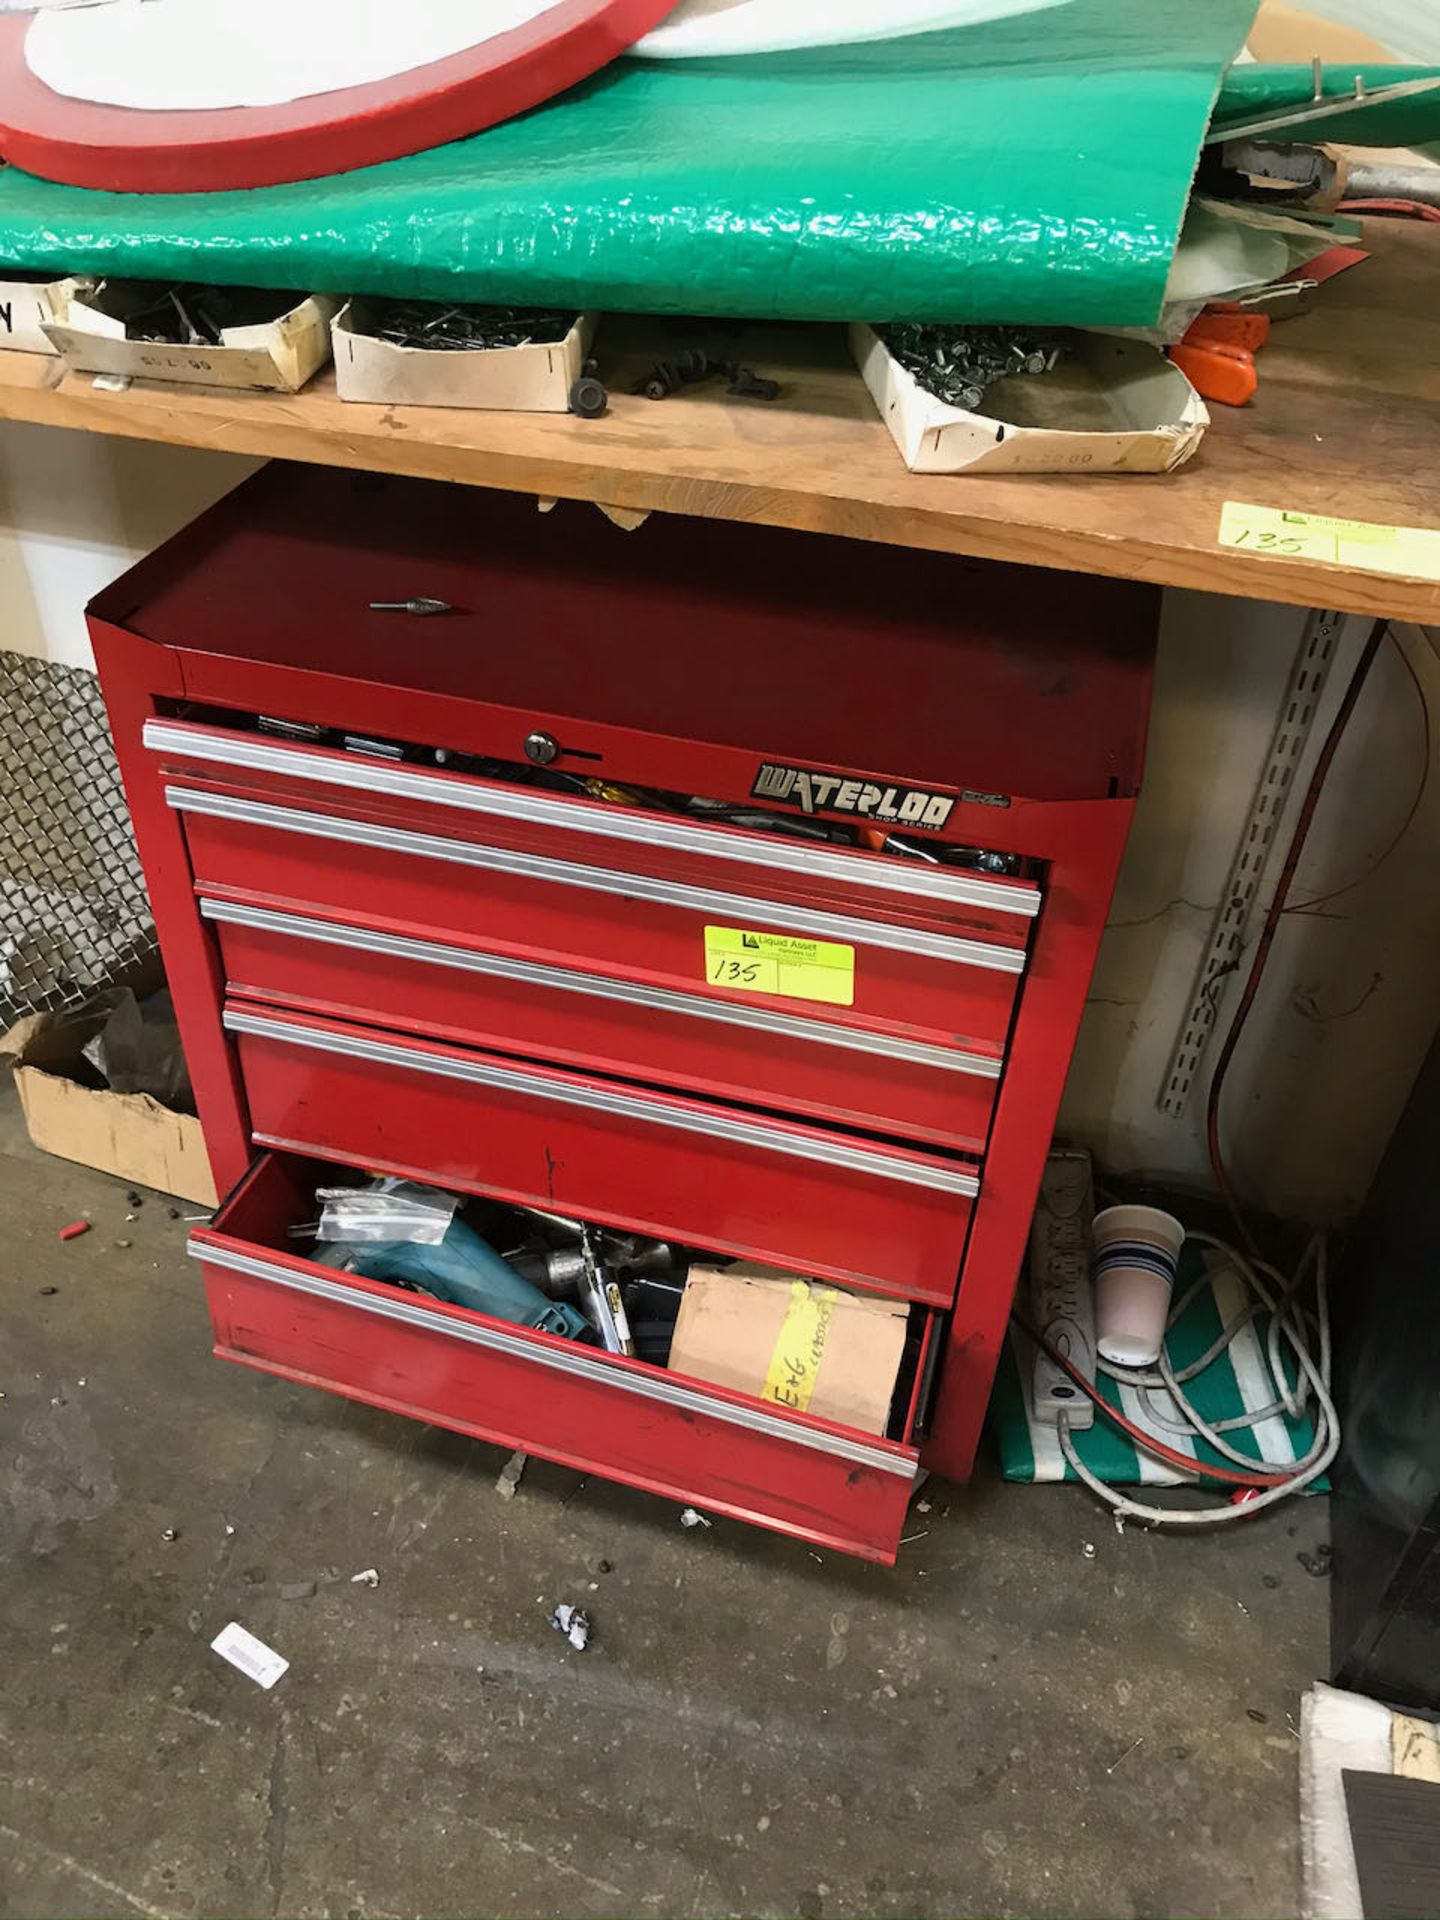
[222,1004,981,1199]
[192,1238,916,1478]
[145,718,1040,920]
[200,896,1003,1083]
[169,785,1025,977]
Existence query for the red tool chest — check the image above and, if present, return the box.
[91,465,1156,1563]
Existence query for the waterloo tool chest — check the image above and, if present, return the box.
[91,464,1156,1563]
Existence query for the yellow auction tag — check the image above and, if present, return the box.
[763,1280,839,1415]
[703,926,855,1007]
[1218,502,1440,583]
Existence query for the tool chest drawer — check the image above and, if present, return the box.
[225,999,979,1307]
[194,1153,934,1563]
[145,716,1042,945]
[167,777,1030,1051]
[201,896,1003,1153]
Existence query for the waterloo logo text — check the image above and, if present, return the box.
[752,763,956,831]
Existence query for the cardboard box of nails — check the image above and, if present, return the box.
[44,280,338,392]
[0,267,90,354]
[851,322,1208,475]
[333,299,599,412]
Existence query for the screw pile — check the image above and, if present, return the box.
[91,280,301,345]
[357,299,577,352]
[880,323,1067,410]
[636,346,779,402]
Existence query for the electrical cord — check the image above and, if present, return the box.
[1018,618,1420,1525]
[1282,630,1431,920]
[1023,1231,1339,1528]
[1011,1310,1291,1488]
[1204,615,1391,1242]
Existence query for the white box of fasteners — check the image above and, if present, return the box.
[44,284,337,392]
[332,301,597,412]
[851,323,1208,476]
[0,271,88,354]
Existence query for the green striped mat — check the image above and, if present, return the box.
[990,1243,1328,1487]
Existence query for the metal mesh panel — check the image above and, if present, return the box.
[0,651,155,1026]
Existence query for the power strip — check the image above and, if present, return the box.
[1023,1148,1095,1428]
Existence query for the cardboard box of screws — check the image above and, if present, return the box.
[0,267,92,355]
[44,280,338,392]
[851,321,1208,475]
[333,298,602,415]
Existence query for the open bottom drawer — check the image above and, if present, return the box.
[191,1153,937,1563]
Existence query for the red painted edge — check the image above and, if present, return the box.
[0,0,675,193]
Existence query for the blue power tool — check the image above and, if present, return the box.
[317,1216,590,1340]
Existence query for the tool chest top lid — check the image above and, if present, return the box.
[94,464,1157,802]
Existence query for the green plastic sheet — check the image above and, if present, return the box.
[1211,63,1440,148]
[0,1,1278,323]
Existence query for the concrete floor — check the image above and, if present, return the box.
[0,1083,1329,1920]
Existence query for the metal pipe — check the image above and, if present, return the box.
[1343,161,1440,208]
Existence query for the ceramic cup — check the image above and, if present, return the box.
[1091,1204,1185,1367]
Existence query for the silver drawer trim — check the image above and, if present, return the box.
[146,718,1039,920]
[222,1004,981,1199]
[168,785,1026,978]
[200,896,1003,1084]
[192,1239,917,1479]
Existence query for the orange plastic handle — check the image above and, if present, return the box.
[1167,341,1258,407]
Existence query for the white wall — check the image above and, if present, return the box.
[0,423,259,668]
[1,423,1435,1225]
[1061,596,1440,1224]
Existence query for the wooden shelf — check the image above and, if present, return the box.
[1,221,1436,621]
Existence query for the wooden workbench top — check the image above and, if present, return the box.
[1,221,1435,622]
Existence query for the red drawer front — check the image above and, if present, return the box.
[173,787,1027,1049]
[146,717,1040,947]
[193,1154,924,1563]
[202,897,1002,1153]
[225,1001,979,1308]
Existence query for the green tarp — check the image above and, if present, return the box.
[1211,62,1440,147]
[0,6,1432,324]
[0,0,1255,323]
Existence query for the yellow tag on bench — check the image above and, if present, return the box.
[703,926,855,1007]
[1218,501,1440,582]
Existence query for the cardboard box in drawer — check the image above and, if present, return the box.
[669,1262,908,1437]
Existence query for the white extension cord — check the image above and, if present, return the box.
[1058,1231,1341,1528]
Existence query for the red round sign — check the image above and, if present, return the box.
[0,0,675,193]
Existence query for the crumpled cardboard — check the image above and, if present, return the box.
[0,996,216,1206]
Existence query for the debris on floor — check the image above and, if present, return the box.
[680,1507,712,1529]
[550,1603,591,1652]
[350,1567,380,1587]
[495,1449,528,1500]
[210,1621,289,1690]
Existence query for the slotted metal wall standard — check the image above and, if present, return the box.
[90,466,1157,1563]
